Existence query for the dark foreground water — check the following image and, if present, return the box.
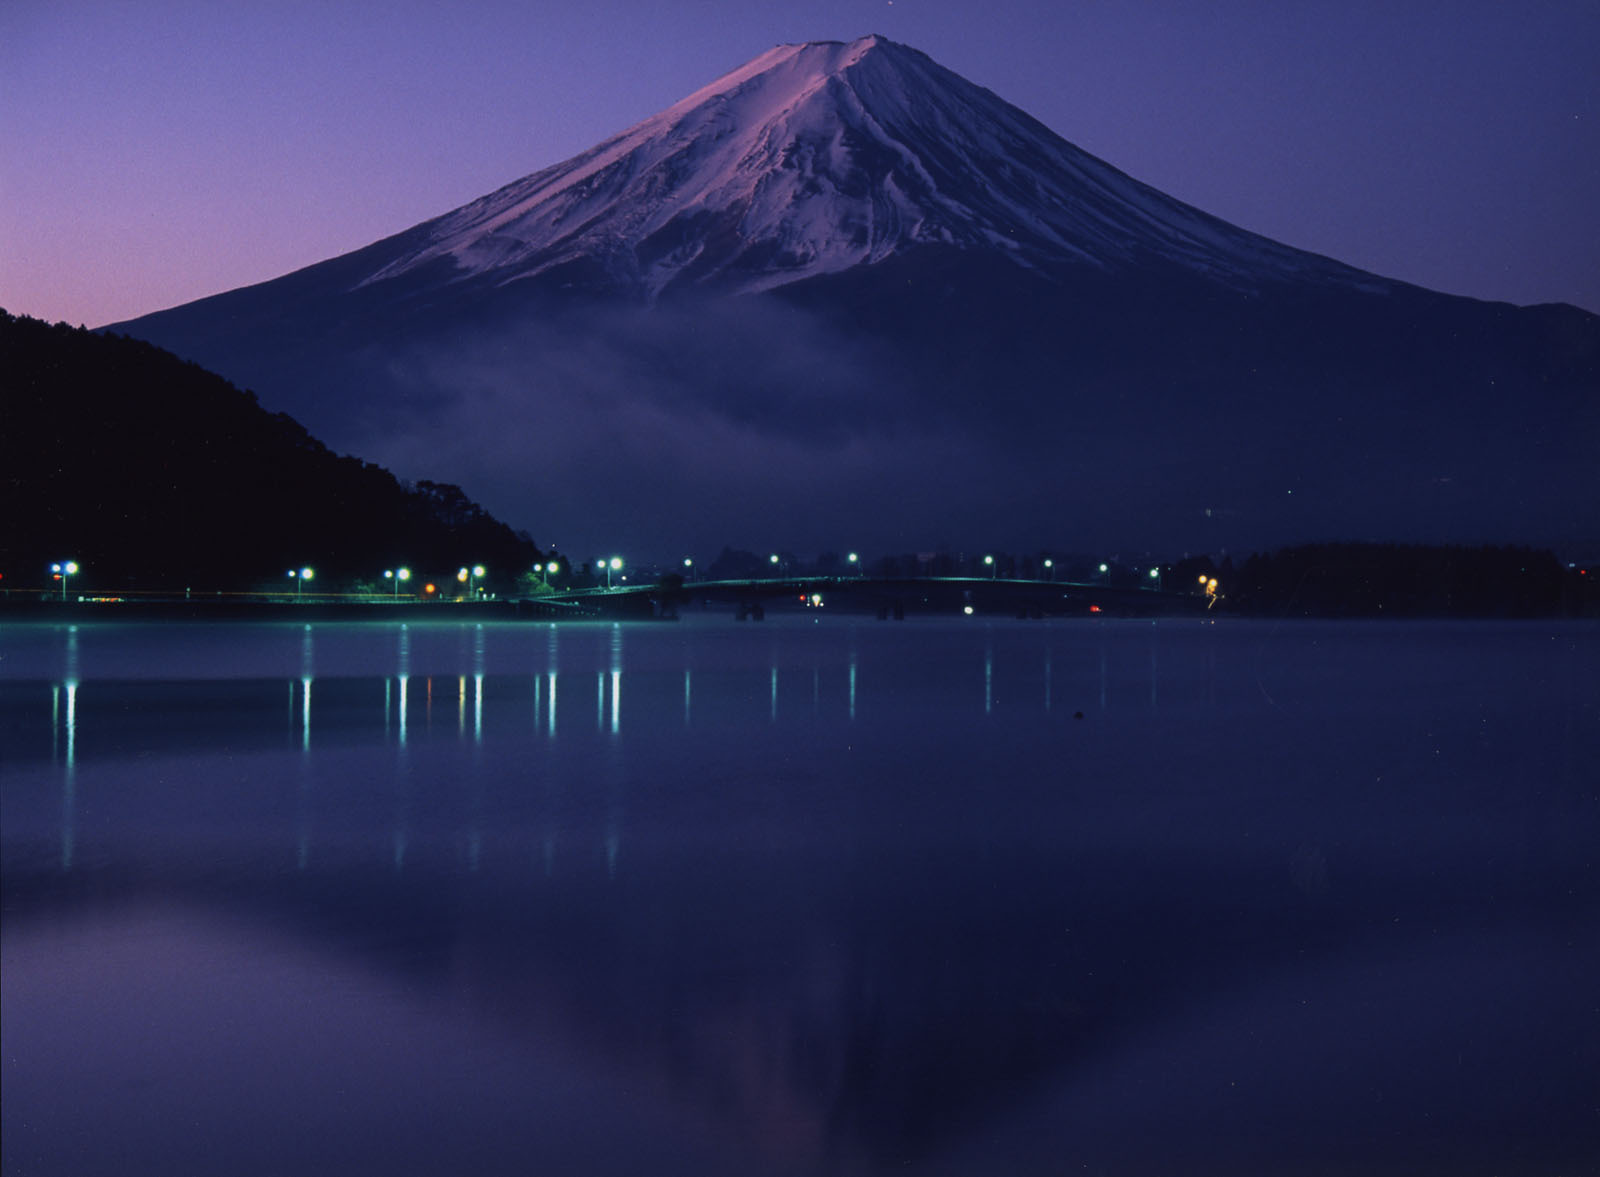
[2,615,1595,1176]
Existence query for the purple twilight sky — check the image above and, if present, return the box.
[3,0,1596,328]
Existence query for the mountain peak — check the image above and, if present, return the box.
[357,36,1384,300]
[105,39,1596,566]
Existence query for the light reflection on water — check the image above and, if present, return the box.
[2,616,1597,1177]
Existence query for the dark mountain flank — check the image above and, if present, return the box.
[2,312,536,592]
[105,36,1598,560]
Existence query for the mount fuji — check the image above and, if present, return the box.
[108,35,1597,560]
[353,35,1384,300]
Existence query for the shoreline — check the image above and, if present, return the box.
[0,598,585,622]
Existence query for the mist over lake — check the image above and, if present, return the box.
[3,616,1595,1176]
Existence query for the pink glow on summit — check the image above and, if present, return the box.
[2,1,1596,327]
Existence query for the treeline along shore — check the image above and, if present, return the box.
[1225,543,1595,619]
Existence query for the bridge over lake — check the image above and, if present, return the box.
[540,575,1209,620]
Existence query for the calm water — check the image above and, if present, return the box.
[2,615,1595,1176]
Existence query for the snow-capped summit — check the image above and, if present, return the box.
[359,34,1381,298]
[107,36,1596,565]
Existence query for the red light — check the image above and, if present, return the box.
[1089,604,1101,613]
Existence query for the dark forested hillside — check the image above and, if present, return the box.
[1,310,536,593]
[1228,542,1586,618]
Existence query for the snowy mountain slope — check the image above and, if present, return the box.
[355,35,1388,300]
[104,36,1597,560]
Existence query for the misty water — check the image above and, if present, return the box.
[2,615,1594,1176]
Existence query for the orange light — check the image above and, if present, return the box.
[1089,604,1102,613]
[424,583,437,595]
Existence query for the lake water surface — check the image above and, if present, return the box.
[2,615,1595,1175]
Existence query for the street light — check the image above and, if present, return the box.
[289,567,314,600]
[1099,563,1109,584]
[683,557,693,581]
[50,561,79,601]
[1043,558,1054,582]
[1149,567,1161,591]
[384,567,412,599]
[847,552,859,576]
[984,554,995,579]
[457,565,485,598]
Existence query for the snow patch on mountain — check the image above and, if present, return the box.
[358,35,1390,299]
